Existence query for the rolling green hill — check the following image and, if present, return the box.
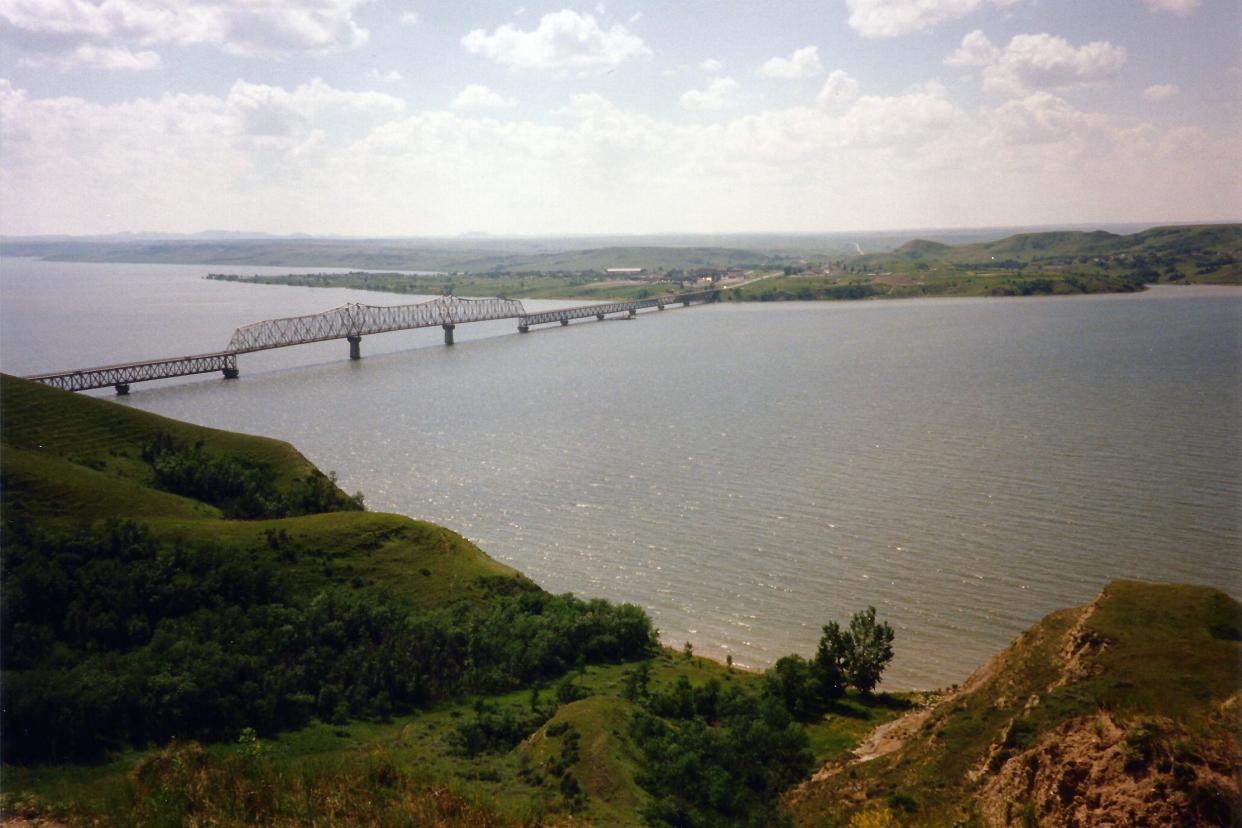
[0,376,910,827]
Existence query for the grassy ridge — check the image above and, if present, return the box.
[786,581,1242,827]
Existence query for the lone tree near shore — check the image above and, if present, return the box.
[814,606,895,696]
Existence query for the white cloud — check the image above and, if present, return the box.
[1143,83,1180,101]
[0,0,371,57]
[953,32,1127,95]
[1,76,1235,236]
[399,11,419,26]
[700,58,723,73]
[461,9,647,70]
[20,43,162,71]
[372,69,403,82]
[452,84,517,109]
[945,29,998,67]
[847,0,1022,38]
[759,46,823,79]
[816,70,860,109]
[680,76,739,111]
[628,11,641,23]
[1143,0,1199,13]
[988,91,1107,145]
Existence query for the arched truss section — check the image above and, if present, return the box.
[226,296,527,353]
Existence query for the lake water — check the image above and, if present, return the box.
[2,257,1239,689]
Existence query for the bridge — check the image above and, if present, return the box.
[25,290,718,394]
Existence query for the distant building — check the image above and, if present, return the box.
[606,267,644,274]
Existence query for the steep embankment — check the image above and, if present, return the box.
[786,581,1242,827]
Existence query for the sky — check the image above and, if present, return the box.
[0,0,1239,236]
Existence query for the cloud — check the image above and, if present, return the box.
[1143,0,1199,13]
[945,29,998,66]
[227,77,404,137]
[988,91,1108,145]
[816,70,860,109]
[950,31,1127,95]
[372,69,403,82]
[461,9,647,70]
[399,11,419,25]
[759,46,823,79]
[0,0,370,57]
[1143,83,1180,101]
[700,58,723,73]
[680,76,739,111]
[847,0,1022,38]
[452,84,517,109]
[19,43,162,71]
[1,77,1235,236]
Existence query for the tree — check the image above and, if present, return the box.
[844,606,894,694]
[813,621,848,700]
[813,607,895,698]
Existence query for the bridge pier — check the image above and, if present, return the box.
[347,335,361,360]
[115,383,130,396]
[628,308,637,318]
[222,367,239,379]
[658,302,665,310]
[682,299,691,307]
[442,324,455,345]
[519,322,529,333]
[596,313,605,321]
[560,319,569,326]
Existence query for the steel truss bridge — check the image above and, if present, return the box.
[26,290,719,395]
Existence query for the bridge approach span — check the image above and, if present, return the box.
[25,352,238,395]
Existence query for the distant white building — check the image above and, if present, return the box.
[606,267,644,274]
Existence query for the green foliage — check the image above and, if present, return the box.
[142,432,363,519]
[0,517,658,763]
[632,686,812,827]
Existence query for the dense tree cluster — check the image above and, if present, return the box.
[631,675,813,827]
[142,433,364,519]
[0,518,657,762]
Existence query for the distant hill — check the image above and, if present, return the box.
[877,223,1240,268]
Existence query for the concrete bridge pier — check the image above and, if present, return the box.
[443,324,456,345]
[682,299,691,307]
[222,367,239,379]
[658,302,665,310]
[628,308,637,318]
[347,335,362,360]
[596,313,605,321]
[560,319,569,326]
[115,383,130,396]
[519,322,529,333]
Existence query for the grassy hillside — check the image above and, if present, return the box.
[1,375,913,827]
[785,581,1242,827]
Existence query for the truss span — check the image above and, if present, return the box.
[227,296,526,353]
[26,352,238,393]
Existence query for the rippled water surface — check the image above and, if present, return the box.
[3,258,1239,688]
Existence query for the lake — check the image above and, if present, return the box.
[2,257,1239,689]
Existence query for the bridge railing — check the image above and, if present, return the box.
[226,296,526,353]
